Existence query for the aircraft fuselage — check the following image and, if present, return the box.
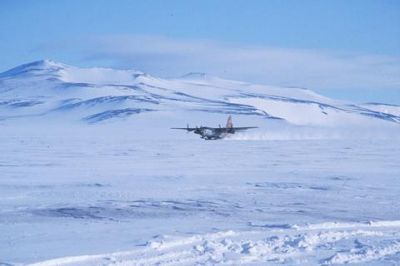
[193,127,235,140]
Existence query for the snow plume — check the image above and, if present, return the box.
[227,126,400,141]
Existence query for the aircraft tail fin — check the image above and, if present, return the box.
[226,115,233,129]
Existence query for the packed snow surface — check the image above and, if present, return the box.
[0,60,399,265]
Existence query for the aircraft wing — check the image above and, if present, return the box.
[232,126,258,131]
[208,126,258,132]
[171,127,197,132]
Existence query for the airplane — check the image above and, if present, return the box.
[171,116,258,140]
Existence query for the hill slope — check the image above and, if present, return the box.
[0,60,399,131]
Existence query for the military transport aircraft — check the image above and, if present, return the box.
[171,116,258,140]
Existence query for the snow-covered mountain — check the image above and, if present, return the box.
[2,60,400,266]
[0,60,399,129]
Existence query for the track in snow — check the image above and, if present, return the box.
[28,220,400,266]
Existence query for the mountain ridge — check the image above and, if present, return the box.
[0,60,399,128]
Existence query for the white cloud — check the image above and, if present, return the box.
[45,34,400,92]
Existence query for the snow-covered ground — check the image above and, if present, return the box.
[0,61,399,265]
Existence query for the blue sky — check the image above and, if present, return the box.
[1,0,399,103]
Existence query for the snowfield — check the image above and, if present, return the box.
[26,222,400,266]
[0,60,399,265]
